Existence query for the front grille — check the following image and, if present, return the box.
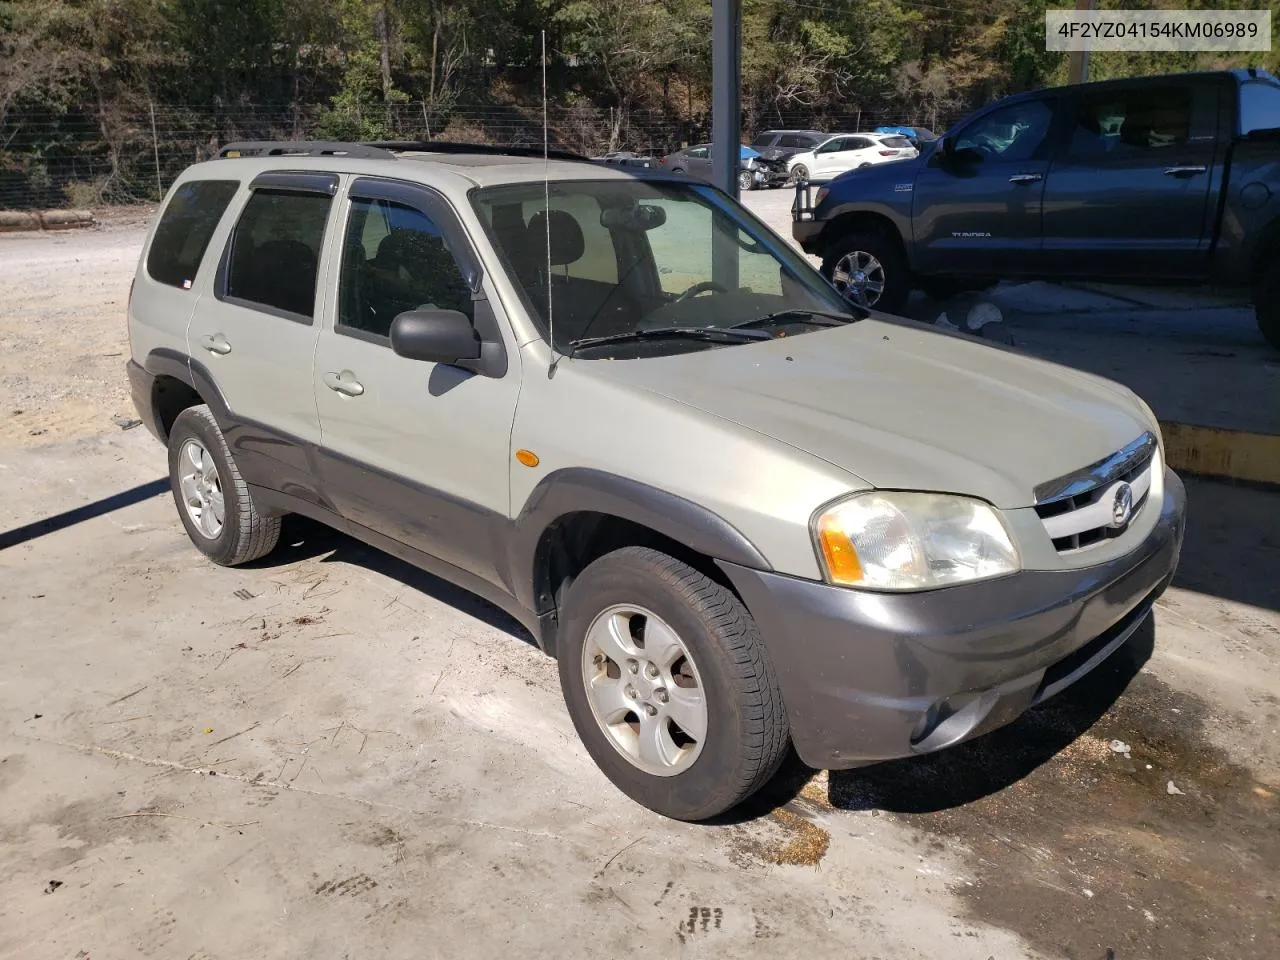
[1033,433,1157,554]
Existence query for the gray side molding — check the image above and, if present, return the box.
[508,468,772,611]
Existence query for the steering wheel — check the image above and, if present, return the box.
[674,280,729,303]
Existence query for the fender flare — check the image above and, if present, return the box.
[507,468,772,613]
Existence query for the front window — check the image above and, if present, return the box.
[471,179,857,358]
[955,98,1057,162]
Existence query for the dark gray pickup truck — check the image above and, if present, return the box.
[792,68,1280,349]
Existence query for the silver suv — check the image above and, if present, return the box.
[126,140,1186,821]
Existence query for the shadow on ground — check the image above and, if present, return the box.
[245,514,535,646]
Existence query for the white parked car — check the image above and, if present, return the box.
[787,133,919,182]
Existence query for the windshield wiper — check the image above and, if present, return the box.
[568,326,773,350]
[730,307,865,331]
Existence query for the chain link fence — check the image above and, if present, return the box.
[1,101,958,209]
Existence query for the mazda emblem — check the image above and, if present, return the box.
[1111,482,1134,527]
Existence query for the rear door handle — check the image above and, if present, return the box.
[200,333,231,355]
[323,371,365,397]
[1008,173,1043,184]
[1163,165,1207,177]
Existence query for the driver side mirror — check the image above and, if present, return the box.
[390,309,481,364]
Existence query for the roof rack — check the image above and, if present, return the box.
[217,140,590,163]
[365,140,589,162]
[218,141,396,159]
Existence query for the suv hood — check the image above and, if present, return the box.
[592,318,1154,509]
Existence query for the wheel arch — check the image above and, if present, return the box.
[142,348,231,443]
[510,470,771,658]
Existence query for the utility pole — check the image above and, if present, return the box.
[710,0,742,291]
[1068,0,1096,85]
[711,0,741,199]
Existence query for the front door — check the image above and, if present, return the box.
[185,176,337,507]
[1039,79,1222,280]
[312,181,521,588]
[911,95,1061,278]
[811,137,862,178]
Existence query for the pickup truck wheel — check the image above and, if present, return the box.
[167,405,281,566]
[823,230,910,313]
[557,546,789,821]
[1256,269,1280,350]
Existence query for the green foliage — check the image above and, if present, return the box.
[2,0,1277,206]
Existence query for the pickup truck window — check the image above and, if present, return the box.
[954,98,1056,163]
[1240,80,1280,135]
[1068,88,1192,156]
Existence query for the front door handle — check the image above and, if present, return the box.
[200,333,232,355]
[1008,173,1043,184]
[323,371,365,397]
[1163,165,1207,177]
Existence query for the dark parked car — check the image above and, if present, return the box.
[751,129,826,163]
[795,68,1280,349]
[590,150,656,169]
[659,143,788,191]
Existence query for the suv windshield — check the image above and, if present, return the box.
[471,178,858,357]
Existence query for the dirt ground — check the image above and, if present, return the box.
[1,205,1278,960]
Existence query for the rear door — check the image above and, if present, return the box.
[911,95,1061,277]
[1039,79,1223,280]
[684,146,712,180]
[185,172,337,508]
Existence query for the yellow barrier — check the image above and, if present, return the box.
[1161,421,1280,487]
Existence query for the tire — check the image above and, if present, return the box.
[167,404,281,566]
[791,163,810,182]
[557,547,789,821]
[858,162,871,169]
[738,170,755,192]
[671,167,685,176]
[1255,267,1280,350]
[822,228,911,314]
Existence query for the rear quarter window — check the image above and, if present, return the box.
[1240,80,1280,135]
[146,180,240,289]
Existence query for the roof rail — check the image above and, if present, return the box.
[365,140,590,163]
[218,141,396,159]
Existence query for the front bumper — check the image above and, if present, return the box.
[719,468,1187,770]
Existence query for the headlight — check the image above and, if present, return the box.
[813,491,1020,591]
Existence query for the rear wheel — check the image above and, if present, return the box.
[822,228,911,313]
[167,405,280,566]
[1256,265,1280,350]
[557,547,789,821]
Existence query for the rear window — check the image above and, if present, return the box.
[880,136,913,148]
[146,180,239,289]
[1240,80,1280,134]
[223,190,333,320]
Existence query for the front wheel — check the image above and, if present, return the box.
[738,170,755,192]
[822,229,911,313]
[791,163,810,182]
[557,547,789,821]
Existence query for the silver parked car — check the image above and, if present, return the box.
[127,139,1185,821]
